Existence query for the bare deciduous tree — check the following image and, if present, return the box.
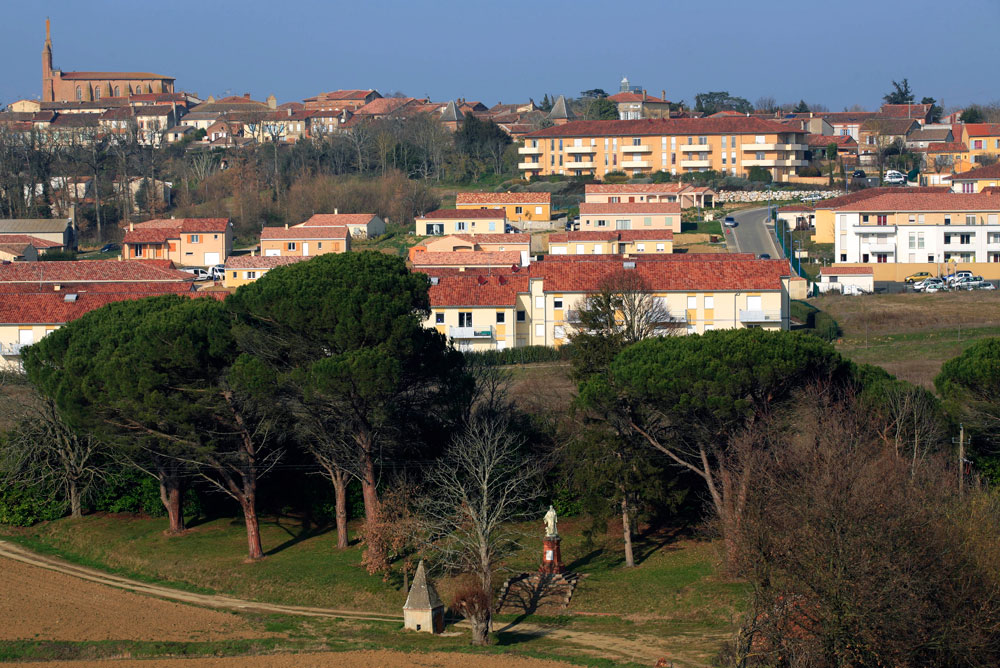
[421,414,540,645]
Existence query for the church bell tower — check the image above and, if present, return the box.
[42,18,54,102]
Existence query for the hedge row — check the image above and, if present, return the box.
[463,344,572,366]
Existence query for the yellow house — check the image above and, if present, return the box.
[547,230,673,255]
[947,163,1000,193]
[419,233,531,254]
[456,192,551,223]
[518,117,808,182]
[962,124,1000,165]
[123,218,233,267]
[223,254,306,288]
[423,255,791,351]
[260,224,350,257]
[584,183,715,209]
[416,209,507,236]
[918,142,973,180]
[578,202,681,233]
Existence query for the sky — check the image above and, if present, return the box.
[4,0,999,112]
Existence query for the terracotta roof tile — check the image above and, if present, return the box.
[224,255,307,269]
[412,251,523,267]
[299,214,378,227]
[60,71,173,80]
[586,183,688,194]
[916,142,968,153]
[134,218,230,232]
[579,202,681,215]
[965,123,1000,137]
[819,266,873,275]
[456,192,551,205]
[261,226,349,240]
[428,274,529,307]
[836,192,1000,212]
[419,209,506,220]
[534,257,790,292]
[0,260,191,283]
[0,234,62,248]
[813,186,949,209]
[548,230,673,243]
[444,233,530,245]
[0,288,201,325]
[949,162,1000,180]
[608,92,668,104]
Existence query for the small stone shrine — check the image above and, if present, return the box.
[403,560,444,633]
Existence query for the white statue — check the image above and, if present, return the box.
[544,505,558,537]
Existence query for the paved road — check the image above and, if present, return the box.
[724,206,782,259]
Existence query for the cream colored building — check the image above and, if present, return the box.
[585,183,715,209]
[260,225,350,257]
[298,212,385,239]
[518,117,808,182]
[424,256,791,351]
[416,209,507,236]
[456,192,551,223]
[548,230,673,255]
[223,254,306,288]
[578,202,681,233]
[419,233,531,254]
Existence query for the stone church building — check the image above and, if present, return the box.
[42,19,175,103]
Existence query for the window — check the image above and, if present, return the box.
[841,253,847,261]
[877,254,888,263]
[705,296,714,309]
[909,215,916,223]
[596,219,607,227]
[616,219,631,230]
[456,221,467,231]
[76,86,82,100]
[944,215,951,225]
[136,85,143,94]
[687,296,697,309]
[636,243,645,252]
[488,221,496,232]
[517,310,526,322]
[435,313,444,324]
[553,298,563,309]
[534,324,544,337]
[535,296,544,309]
[190,234,200,243]
[876,215,887,226]
[287,242,296,251]
[245,271,257,279]
[862,215,869,223]
[232,272,237,279]
[535,206,543,215]
[966,214,977,225]
[458,312,472,327]
[496,311,505,323]
[593,244,603,253]
[515,206,523,214]
[94,88,101,99]
[656,243,665,252]
[756,135,765,144]
[554,325,565,339]
[318,242,323,249]
[698,136,707,145]
[721,136,727,149]
[643,217,652,227]
[928,255,934,262]
[632,137,641,146]
[756,152,765,160]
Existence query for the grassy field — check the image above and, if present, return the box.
[813,291,1000,388]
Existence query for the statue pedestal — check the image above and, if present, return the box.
[540,535,564,575]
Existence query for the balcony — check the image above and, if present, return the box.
[680,159,712,168]
[565,145,596,154]
[621,160,650,168]
[866,243,895,253]
[621,144,652,153]
[680,144,711,152]
[739,310,784,324]
[518,145,542,155]
[450,326,493,339]
[0,343,25,355]
[518,162,542,170]
[742,159,808,167]
[742,143,808,151]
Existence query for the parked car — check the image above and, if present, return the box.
[954,275,987,290]
[852,169,866,179]
[209,265,225,280]
[182,268,212,281]
[976,281,997,290]
[99,243,120,254]
[945,271,974,285]
[800,193,823,202]
[913,277,943,292]
[723,216,738,228]
[757,253,771,259]
[883,173,906,185]
[924,281,946,293]
[904,271,932,284]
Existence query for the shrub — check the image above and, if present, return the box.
[813,311,840,341]
[649,170,675,183]
[797,165,822,177]
[39,250,77,261]
[747,166,773,183]
[90,470,167,516]
[602,171,629,183]
[0,486,64,526]
[463,344,571,366]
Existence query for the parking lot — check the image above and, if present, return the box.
[875,279,998,294]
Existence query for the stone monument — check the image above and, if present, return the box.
[403,560,444,633]
[540,504,564,574]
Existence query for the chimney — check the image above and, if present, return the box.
[334,208,338,215]
[284,223,288,229]
[642,89,647,101]
[661,90,666,101]
[129,222,134,231]
[244,93,250,99]
[287,108,292,117]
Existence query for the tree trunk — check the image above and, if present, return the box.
[68,480,82,518]
[333,467,349,550]
[470,613,491,646]
[160,480,185,534]
[358,430,380,522]
[241,493,265,561]
[622,496,635,568]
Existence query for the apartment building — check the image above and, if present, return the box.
[805,187,950,243]
[123,218,233,267]
[423,256,792,351]
[416,209,507,236]
[547,230,673,255]
[456,192,551,223]
[260,224,350,257]
[833,192,1000,279]
[578,202,681,233]
[518,117,808,182]
[584,183,715,209]
[223,254,306,288]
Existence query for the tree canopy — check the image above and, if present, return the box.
[694,91,752,116]
[883,78,915,104]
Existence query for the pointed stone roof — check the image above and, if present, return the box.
[441,100,464,123]
[548,95,575,121]
[403,560,443,610]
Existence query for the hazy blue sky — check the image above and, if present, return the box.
[4,0,998,111]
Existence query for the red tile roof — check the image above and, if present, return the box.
[879,104,931,118]
[124,228,176,243]
[948,163,1000,180]
[419,209,506,220]
[299,214,378,227]
[837,192,1000,212]
[523,117,807,139]
[0,288,201,325]
[819,266,873,276]
[0,260,192,283]
[916,142,968,153]
[548,230,673,243]
[860,118,919,134]
[60,71,174,80]
[540,253,757,263]
[813,186,949,209]
[456,192,551,205]
[443,233,531,245]
[0,234,62,248]
[579,202,681,215]
[261,226,349,240]
[804,134,857,147]
[428,274,529,307]
[608,92,668,104]
[586,183,687,194]
[778,204,815,212]
[353,97,417,116]
[534,258,790,293]
[304,90,377,102]
[133,218,230,232]
[224,255,307,270]
[962,123,1000,137]
[412,251,523,267]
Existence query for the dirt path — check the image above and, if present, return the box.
[0,539,712,666]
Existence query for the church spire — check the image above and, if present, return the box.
[42,18,54,102]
